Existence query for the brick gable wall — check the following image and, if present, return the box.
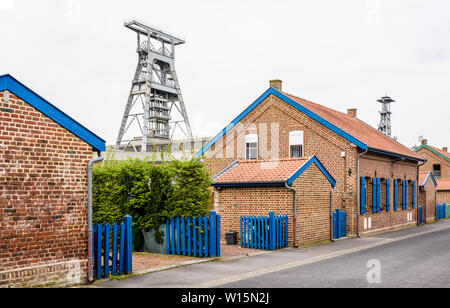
[205,93,421,238]
[214,163,333,246]
[416,147,450,180]
[0,92,93,287]
[419,177,437,222]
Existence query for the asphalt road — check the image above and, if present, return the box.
[221,227,450,288]
[98,220,450,288]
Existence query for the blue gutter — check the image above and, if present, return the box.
[197,87,367,157]
[212,181,286,188]
[367,148,425,162]
[0,74,105,152]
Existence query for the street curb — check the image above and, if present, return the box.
[134,257,219,275]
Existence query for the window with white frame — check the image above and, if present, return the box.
[289,131,304,158]
[245,134,258,160]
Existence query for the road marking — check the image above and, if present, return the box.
[190,224,450,288]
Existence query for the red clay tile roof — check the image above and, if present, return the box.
[213,157,311,184]
[427,145,450,160]
[283,92,423,160]
[419,172,432,187]
[437,179,450,191]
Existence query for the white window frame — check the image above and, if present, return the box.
[245,134,258,160]
[289,131,304,158]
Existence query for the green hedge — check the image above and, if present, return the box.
[92,157,211,249]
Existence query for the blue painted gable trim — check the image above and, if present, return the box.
[287,156,336,187]
[0,74,105,152]
[197,87,367,157]
[422,172,437,188]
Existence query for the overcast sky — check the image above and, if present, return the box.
[1,0,449,150]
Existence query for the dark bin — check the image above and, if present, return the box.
[225,232,237,245]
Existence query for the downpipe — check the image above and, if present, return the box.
[330,187,336,242]
[356,148,368,238]
[285,182,298,248]
[87,153,104,283]
[417,160,426,225]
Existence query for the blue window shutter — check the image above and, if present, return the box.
[360,177,366,215]
[386,179,391,212]
[377,178,381,213]
[372,178,376,213]
[402,180,405,210]
[405,180,409,210]
[412,181,416,209]
[394,179,398,211]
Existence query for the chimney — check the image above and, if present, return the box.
[347,109,357,118]
[422,139,428,145]
[443,147,448,153]
[269,79,282,91]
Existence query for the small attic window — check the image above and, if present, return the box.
[289,131,304,158]
[433,164,441,178]
[245,134,258,160]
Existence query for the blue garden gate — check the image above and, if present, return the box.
[93,215,133,280]
[333,209,347,239]
[436,204,446,220]
[240,212,288,251]
[165,211,221,258]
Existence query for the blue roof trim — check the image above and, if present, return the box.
[212,182,286,188]
[422,172,437,188]
[287,156,336,187]
[0,74,105,152]
[211,160,238,181]
[367,148,425,162]
[197,87,367,157]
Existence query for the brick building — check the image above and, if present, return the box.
[418,172,437,223]
[212,156,336,246]
[200,80,425,245]
[415,140,450,205]
[0,75,105,287]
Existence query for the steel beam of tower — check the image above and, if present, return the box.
[377,96,395,137]
[115,20,193,152]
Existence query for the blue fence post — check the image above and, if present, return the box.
[119,221,125,275]
[261,216,265,250]
[170,218,175,255]
[175,217,181,255]
[240,217,243,247]
[198,217,203,257]
[93,223,98,277]
[166,219,170,255]
[204,216,208,257]
[181,217,186,256]
[123,215,132,275]
[187,217,191,256]
[104,223,110,278]
[193,218,197,257]
[96,224,102,279]
[112,223,118,276]
[216,214,221,257]
[209,212,217,257]
[269,212,275,251]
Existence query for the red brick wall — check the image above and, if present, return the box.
[205,94,357,232]
[359,153,419,234]
[0,92,93,287]
[437,191,450,205]
[419,179,437,222]
[214,163,333,246]
[205,94,419,238]
[416,147,450,180]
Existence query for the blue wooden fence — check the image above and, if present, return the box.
[418,206,423,224]
[93,215,132,280]
[166,211,221,258]
[240,212,288,251]
[437,203,446,220]
[333,209,347,239]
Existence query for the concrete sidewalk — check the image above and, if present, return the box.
[96,219,450,288]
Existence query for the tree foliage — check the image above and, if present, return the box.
[92,157,211,233]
